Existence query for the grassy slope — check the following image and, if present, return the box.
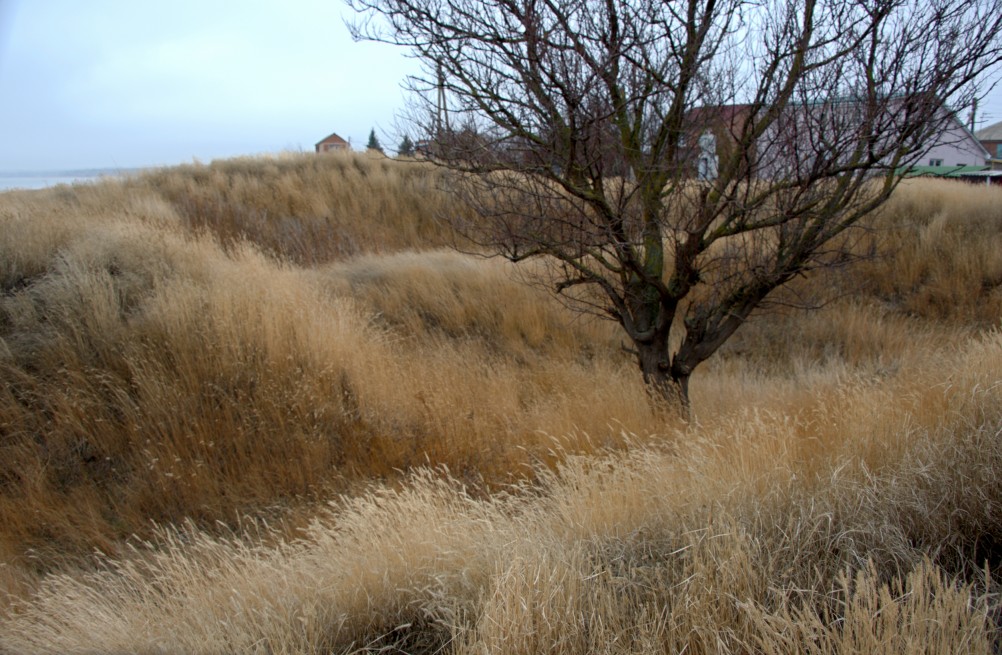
[1,154,1001,652]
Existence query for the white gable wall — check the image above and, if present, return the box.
[918,120,989,166]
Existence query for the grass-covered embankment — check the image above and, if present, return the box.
[1,153,1001,652]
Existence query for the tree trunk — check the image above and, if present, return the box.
[635,341,691,418]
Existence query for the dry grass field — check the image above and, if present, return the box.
[0,152,1000,653]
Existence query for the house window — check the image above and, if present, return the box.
[696,131,718,180]
[929,158,943,166]
[996,144,1002,158]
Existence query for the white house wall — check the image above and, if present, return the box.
[749,103,988,179]
[917,121,988,166]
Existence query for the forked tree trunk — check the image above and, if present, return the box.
[636,340,691,418]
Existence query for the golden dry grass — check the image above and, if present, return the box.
[3,330,1000,652]
[851,177,1002,325]
[0,155,1000,652]
[140,152,465,264]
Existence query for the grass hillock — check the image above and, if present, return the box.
[141,152,464,264]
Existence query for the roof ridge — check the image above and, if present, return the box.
[975,119,1002,140]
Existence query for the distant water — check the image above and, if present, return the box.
[0,168,137,191]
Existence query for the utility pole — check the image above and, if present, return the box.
[436,64,449,138]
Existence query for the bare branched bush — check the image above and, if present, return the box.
[349,0,1002,409]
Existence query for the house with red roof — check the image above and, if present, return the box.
[315,132,350,154]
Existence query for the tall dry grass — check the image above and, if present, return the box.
[851,177,1002,326]
[2,327,1000,653]
[1,155,1001,652]
[0,161,661,566]
[139,152,467,264]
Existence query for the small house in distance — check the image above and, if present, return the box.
[316,132,350,154]
[975,119,1002,169]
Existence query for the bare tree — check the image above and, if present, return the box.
[348,0,1002,411]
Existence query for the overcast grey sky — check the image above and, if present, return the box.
[0,0,420,171]
[2,1,1002,173]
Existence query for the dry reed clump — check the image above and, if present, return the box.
[137,153,468,264]
[850,178,1002,326]
[319,249,622,360]
[0,209,368,557]
[2,329,1000,654]
[0,179,181,289]
[0,175,669,568]
[306,249,661,476]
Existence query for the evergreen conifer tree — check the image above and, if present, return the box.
[366,128,384,154]
[398,134,414,157]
